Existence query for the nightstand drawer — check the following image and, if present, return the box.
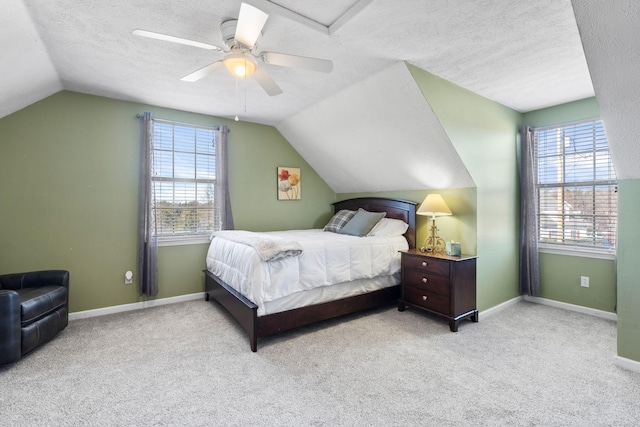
[402,255,450,277]
[403,286,449,313]
[403,269,450,296]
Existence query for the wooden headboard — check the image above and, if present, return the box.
[332,197,418,249]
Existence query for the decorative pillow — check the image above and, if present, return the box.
[367,218,409,237]
[323,209,356,233]
[339,208,386,237]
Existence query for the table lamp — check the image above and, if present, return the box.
[417,194,452,253]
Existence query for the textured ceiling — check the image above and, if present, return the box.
[2,0,594,125]
[0,1,61,118]
[571,0,640,180]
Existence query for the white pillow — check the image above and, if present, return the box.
[367,218,409,237]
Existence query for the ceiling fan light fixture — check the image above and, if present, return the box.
[224,54,257,78]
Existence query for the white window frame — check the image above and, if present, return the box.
[151,119,217,245]
[533,118,617,259]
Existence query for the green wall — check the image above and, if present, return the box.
[407,65,522,311]
[524,97,600,126]
[0,91,335,313]
[538,253,616,312]
[522,97,616,314]
[616,179,640,360]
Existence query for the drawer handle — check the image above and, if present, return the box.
[422,277,428,284]
[422,261,428,267]
[422,295,428,301]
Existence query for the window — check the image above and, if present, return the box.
[151,120,217,242]
[533,119,617,252]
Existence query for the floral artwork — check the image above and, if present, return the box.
[277,167,301,200]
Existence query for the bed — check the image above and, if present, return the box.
[204,197,417,351]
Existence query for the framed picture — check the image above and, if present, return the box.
[277,167,301,200]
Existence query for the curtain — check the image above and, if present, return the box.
[138,112,158,296]
[519,126,540,296]
[214,125,234,231]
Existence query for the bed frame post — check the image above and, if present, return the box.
[250,310,258,352]
[204,270,260,351]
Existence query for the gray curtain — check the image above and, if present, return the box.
[519,126,540,296]
[138,112,158,296]
[214,125,234,231]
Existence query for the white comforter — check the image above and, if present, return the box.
[206,229,408,315]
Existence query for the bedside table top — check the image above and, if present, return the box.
[402,248,477,262]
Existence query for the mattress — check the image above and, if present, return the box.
[206,229,408,316]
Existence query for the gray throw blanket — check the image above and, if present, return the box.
[212,230,303,262]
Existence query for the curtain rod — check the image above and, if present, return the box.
[135,113,229,132]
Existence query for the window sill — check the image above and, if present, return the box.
[158,235,211,247]
[538,243,616,260]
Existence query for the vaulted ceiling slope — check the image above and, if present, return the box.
[571,0,640,180]
[0,1,62,118]
[277,62,475,193]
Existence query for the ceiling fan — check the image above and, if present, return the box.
[133,2,333,96]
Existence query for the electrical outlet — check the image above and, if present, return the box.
[580,276,589,288]
[125,271,134,284]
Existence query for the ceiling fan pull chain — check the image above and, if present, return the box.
[235,77,239,121]
[244,64,248,114]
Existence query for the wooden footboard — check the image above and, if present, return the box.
[204,270,258,350]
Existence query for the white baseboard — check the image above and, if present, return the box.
[614,356,640,373]
[68,292,205,321]
[479,295,523,320]
[523,295,617,321]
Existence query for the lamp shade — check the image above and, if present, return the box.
[223,54,257,78]
[417,194,452,217]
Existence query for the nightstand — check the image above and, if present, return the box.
[398,249,478,331]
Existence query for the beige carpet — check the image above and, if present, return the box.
[1,299,638,426]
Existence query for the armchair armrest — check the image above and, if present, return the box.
[0,289,22,365]
[0,270,69,291]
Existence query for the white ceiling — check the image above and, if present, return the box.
[571,0,640,180]
[6,1,637,188]
[3,0,593,125]
[279,62,475,193]
[0,1,62,119]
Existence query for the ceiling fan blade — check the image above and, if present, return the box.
[132,29,222,51]
[261,52,333,73]
[234,3,268,48]
[253,67,283,96]
[180,60,225,82]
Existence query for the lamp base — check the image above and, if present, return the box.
[420,219,447,253]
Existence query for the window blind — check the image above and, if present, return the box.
[533,119,617,249]
[151,120,216,238]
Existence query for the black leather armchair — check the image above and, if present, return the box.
[0,270,69,365]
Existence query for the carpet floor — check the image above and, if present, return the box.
[1,299,639,426]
